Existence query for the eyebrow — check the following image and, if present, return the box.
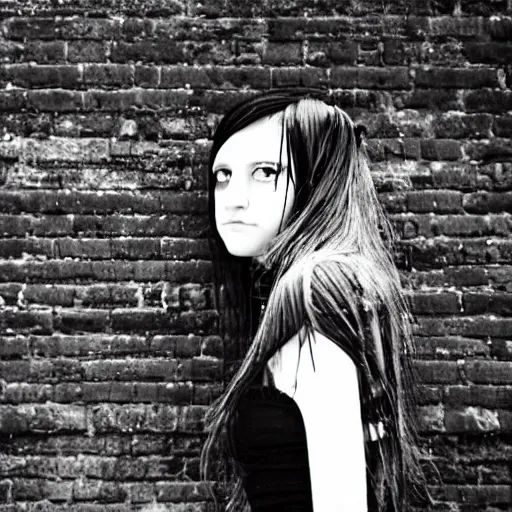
[212,160,288,172]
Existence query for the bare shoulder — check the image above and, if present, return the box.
[267,327,359,402]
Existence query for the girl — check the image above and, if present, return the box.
[200,88,424,512]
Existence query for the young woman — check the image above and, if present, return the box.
[200,88,424,512]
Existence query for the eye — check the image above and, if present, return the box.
[253,165,281,182]
[213,169,231,183]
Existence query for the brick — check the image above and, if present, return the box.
[26,90,83,112]
[23,285,75,307]
[413,360,459,384]
[488,16,512,41]
[0,90,27,112]
[54,309,111,334]
[73,214,207,237]
[463,192,512,213]
[395,212,510,238]
[307,41,358,66]
[2,309,54,335]
[466,361,512,385]
[331,66,410,89]
[416,315,512,337]
[406,190,463,213]
[429,16,485,38]
[155,481,211,502]
[444,385,512,408]
[365,138,421,161]
[413,336,490,359]
[178,358,222,382]
[0,336,29,357]
[0,41,66,64]
[0,214,72,236]
[495,115,512,138]
[30,334,155,358]
[409,291,461,315]
[0,239,54,259]
[261,42,302,65]
[465,89,512,113]
[429,484,512,505]
[83,89,191,112]
[57,17,122,40]
[445,407,500,434]
[4,17,59,40]
[83,64,134,87]
[160,65,271,89]
[415,67,499,89]
[416,404,445,433]
[111,41,231,65]
[68,41,110,63]
[464,42,512,65]
[433,112,493,139]
[134,65,160,87]
[420,139,462,161]
[463,292,512,315]
[397,88,461,110]
[0,404,86,434]
[0,64,81,89]
[464,139,512,163]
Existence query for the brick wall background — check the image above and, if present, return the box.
[0,0,511,510]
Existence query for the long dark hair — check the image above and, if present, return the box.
[201,88,424,511]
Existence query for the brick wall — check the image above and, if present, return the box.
[0,1,511,510]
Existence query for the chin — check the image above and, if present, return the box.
[222,241,265,258]
[225,247,261,258]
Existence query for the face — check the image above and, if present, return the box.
[212,115,296,259]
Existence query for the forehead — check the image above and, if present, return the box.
[213,115,287,167]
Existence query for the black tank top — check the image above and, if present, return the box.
[230,383,314,512]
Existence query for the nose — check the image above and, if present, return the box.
[222,173,250,209]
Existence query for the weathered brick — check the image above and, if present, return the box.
[307,41,358,66]
[413,360,459,384]
[414,336,490,359]
[466,361,512,385]
[2,308,54,335]
[261,42,302,65]
[25,90,84,112]
[331,66,410,89]
[465,89,512,113]
[395,213,510,238]
[429,16,486,38]
[54,309,111,334]
[0,64,82,89]
[406,190,463,213]
[416,404,445,433]
[82,358,179,381]
[421,139,463,161]
[68,41,110,63]
[464,42,512,65]
[0,404,86,434]
[464,138,512,163]
[445,407,500,434]
[415,67,499,89]
[83,64,134,87]
[396,88,462,110]
[409,291,461,314]
[463,192,512,213]
[416,315,512,337]
[161,65,271,89]
[0,40,66,64]
[444,385,512,408]
[433,112,493,139]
